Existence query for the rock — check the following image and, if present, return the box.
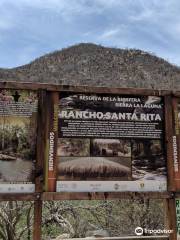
[85,229,110,238]
[0,153,16,161]
[52,233,70,239]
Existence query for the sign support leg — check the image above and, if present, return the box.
[33,199,42,240]
[165,198,177,240]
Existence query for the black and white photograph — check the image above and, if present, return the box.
[58,156,131,181]
[91,139,131,157]
[132,139,166,181]
[57,138,90,157]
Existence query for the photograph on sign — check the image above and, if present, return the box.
[0,89,38,192]
[57,138,131,181]
[56,92,166,192]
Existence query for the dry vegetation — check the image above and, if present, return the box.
[0,43,180,90]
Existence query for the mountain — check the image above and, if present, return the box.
[0,43,180,89]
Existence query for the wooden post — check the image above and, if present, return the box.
[33,198,43,240]
[164,198,177,240]
[45,91,59,192]
[172,97,180,190]
[164,95,176,191]
[164,199,170,232]
[35,90,46,192]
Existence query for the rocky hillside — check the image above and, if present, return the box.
[0,43,180,89]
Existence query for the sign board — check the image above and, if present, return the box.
[0,89,38,192]
[55,92,167,192]
[0,84,175,194]
[0,83,177,240]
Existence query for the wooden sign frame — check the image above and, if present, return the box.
[0,81,178,240]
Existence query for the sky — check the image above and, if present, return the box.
[0,0,180,68]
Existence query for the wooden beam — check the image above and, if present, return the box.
[0,193,40,201]
[67,237,169,240]
[33,199,42,240]
[42,192,172,201]
[35,90,46,192]
[164,95,176,191]
[165,198,177,240]
[171,97,180,191]
[0,81,171,96]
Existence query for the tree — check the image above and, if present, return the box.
[0,199,165,239]
[42,199,164,239]
[0,201,33,240]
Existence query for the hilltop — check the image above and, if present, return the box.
[0,43,179,89]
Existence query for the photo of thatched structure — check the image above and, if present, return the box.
[58,157,131,180]
[91,139,131,157]
[57,138,90,157]
[132,139,166,181]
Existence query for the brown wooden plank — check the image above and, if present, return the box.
[33,199,42,240]
[67,237,169,240]
[0,81,46,90]
[58,85,171,96]
[44,91,51,192]
[0,193,40,201]
[42,192,171,201]
[0,81,171,96]
[165,198,177,240]
[164,95,176,191]
[172,97,180,191]
[45,91,59,192]
[35,90,46,192]
[164,199,170,233]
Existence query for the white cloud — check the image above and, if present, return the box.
[124,0,180,44]
[90,0,124,8]
[99,28,120,40]
[127,0,178,24]
[0,0,180,66]
[1,0,123,10]
[0,0,105,25]
[0,0,99,14]
[0,0,128,19]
